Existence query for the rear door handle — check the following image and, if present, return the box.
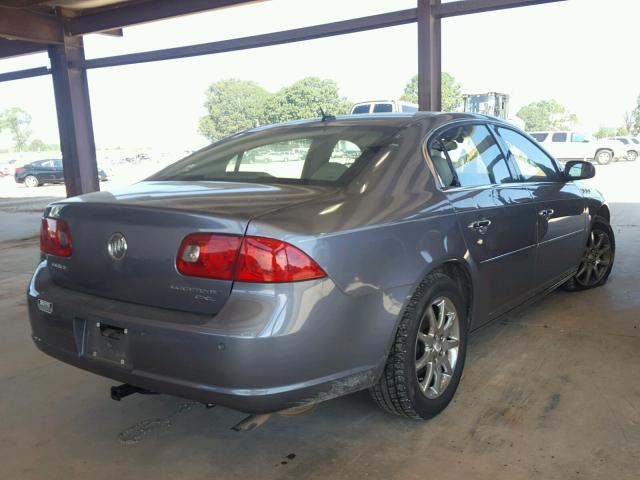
[539,209,554,218]
[468,219,491,234]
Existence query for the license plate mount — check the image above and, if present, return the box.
[84,321,131,369]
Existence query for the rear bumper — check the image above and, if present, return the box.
[28,261,408,413]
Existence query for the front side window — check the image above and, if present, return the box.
[428,124,513,188]
[351,104,370,115]
[497,127,561,182]
[401,104,418,113]
[631,138,640,145]
[571,133,587,142]
[151,126,402,185]
[552,132,567,142]
[373,103,393,113]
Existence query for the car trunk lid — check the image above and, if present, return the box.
[45,181,334,315]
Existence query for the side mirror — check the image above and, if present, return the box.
[564,160,595,180]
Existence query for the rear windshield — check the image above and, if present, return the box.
[150,125,403,185]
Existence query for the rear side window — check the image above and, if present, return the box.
[373,103,393,113]
[552,132,567,142]
[401,104,418,113]
[351,104,370,114]
[530,133,548,142]
[429,124,513,188]
[497,127,561,182]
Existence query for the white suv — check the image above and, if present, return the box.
[351,100,419,115]
[529,131,626,165]
[613,137,639,162]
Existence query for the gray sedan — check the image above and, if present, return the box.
[28,113,614,421]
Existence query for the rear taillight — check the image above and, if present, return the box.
[176,234,242,280]
[176,234,326,283]
[235,236,326,282]
[40,218,73,257]
[15,167,25,174]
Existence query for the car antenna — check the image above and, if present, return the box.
[319,107,336,122]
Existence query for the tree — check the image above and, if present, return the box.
[0,107,32,151]
[593,127,616,140]
[264,77,351,124]
[28,139,47,151]
[623,111,634,134]
[400,72,463,111]
[198,79,270,142]
[616,126,629,136]
[631,94,640,135]
[516,100,578,132]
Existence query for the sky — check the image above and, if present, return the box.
[0,0,639,151]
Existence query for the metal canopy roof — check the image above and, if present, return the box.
[0,0,258,55]
[0,0,566,197]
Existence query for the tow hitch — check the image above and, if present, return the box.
[110,383,158,401]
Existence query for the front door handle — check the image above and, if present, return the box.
[468,219,491,234]
[539,208,555,218]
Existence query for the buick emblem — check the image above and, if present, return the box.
[107,233,127,261]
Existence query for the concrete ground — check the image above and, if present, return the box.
[1,161,639,479]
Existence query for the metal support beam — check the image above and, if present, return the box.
[0,7,63,44]
[0,66,49,83]
[0,38,47,59]
[66,0,260,36]
[81,8,418,69]
[432,0,566,18]
[417,0,441,111]
[48,37,99,197]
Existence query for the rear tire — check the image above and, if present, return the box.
[561,216,615,291]
[370,272,468,419]
[24,175,40,188]
[594,149,612,165]
[627,151,638,162]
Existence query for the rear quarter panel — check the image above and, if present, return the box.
[247,122,477,346]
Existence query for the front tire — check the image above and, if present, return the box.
[23,175,40,188]
[562,216,615,291]
[594,149,613,165]
[370,273,468,419]
[627,151,638,162]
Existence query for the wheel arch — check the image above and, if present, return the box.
[430,260,475,330]
[596,204,610,223]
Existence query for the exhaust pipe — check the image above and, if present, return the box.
[232,403,318,431]
[110,383,157,401]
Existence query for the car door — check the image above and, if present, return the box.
[549,132,569,160]
[36,160,56,182]
[568,132,588,160]
[427,123,538,325]
[494,127,587,291]
[52,160,65,182]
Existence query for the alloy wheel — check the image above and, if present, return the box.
[596,151,612,165]
[575,229,612,287]
[415,297,460,399]
[24,175,38,188]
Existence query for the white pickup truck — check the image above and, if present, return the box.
[528,131,626,165]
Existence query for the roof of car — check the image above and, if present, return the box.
[244,112,508,134]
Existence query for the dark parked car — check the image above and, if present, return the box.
[15,159,108,187]
[28,113,614,421]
